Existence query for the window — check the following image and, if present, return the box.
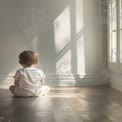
[109,0,117,63]
[109,0,122,63]
[120,0,122,62]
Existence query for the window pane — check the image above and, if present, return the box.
[120,30,122,62]
[120,0,122,62]
[120,0,122,29]
[111,1,117,31]
[110,32,117,62]
[109,1,117,63]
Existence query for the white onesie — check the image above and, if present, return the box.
[13,67,49,96]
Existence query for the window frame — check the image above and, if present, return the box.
[108,0,121,64]
[109,0,117,63]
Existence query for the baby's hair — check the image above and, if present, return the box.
[19,50,39,66]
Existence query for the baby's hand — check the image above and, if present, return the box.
[40,79,44,85]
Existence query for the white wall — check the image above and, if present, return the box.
[0,0,108,88]
[109,64,122,91]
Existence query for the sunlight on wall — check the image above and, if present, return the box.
[0,65,21,89]
[76,0,85,76]
[76,0,84,34]
[56,50,72,75]
[54,1,86,79]
[54,6,71,54]
[77,36,85,76]
[54,6,72,77]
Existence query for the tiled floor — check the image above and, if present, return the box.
[0,86,122,122]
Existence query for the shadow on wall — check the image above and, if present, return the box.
[0,0,107,87]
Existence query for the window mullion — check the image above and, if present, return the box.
[116,0,121,62]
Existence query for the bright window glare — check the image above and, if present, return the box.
[54,6,71,54]
[77,35,85,75]
[76,0,85,75]
[56,50,71,75]
[54,3,85,77]
[54,6,72,76]
[76,0,84,34]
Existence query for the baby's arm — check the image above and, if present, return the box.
[13,70,21,87]
[39,70,45,85]
[40,78,45,85]
[14,80,19,87]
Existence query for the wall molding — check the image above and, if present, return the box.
[110,80,122,92]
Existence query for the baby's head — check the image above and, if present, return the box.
[19,50,39,67]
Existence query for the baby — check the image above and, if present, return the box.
[9,50,50,97]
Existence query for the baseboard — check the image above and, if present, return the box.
[0,74,108,88]
[110,80,122,92]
